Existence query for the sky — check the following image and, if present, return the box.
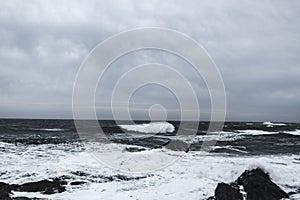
[0,0,299,122]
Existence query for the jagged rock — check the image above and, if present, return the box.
[236,168,289,200]
[71,171,90,177]
[164,140,190,153]
[124,147,146,152]
[70,180,88,186]
[210,168,289,200]
[0,173,149,199]
[17,179,66,194]
[207,197,216,200]
[215,183,242,200]
[0,182,11,200]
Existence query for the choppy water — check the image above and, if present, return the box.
[0,119,300,199]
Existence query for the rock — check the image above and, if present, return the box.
[71,171,90,177]
[0,178,66,199]
[17,179,66,194]
[236,168,289,200]
[108,174,147,182]
[211,168,289,200]
[0,182,11,200]
[288,191,297,196]
[207,197,216,200]
[215,183,242,200]
[164,140,190,153]
[124,147,146,152]
[70,180,88,186]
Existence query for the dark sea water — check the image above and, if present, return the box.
[1,119,299,154]
[1,119,300,199]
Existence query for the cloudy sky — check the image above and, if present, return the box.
[0,0,299,122]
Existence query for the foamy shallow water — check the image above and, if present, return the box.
[1,142,299,200]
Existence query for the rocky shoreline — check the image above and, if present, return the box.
[208,168,291,200]
[0,168,296,200]
[0,173,148,200]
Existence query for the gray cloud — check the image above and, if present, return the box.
[0,0,299,122]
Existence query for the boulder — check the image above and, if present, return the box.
[124,147,146,152]
[17,179,66,194]
[164,140,190,153]
[210,168,289,200]
[236,168,289,200]
[215,183,242,200]
[0,182,11,200]
[69,180,88,186]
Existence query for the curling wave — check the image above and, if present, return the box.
[119,122,175,133]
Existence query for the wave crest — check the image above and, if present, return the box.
[119,122,175,133]
[263,121,286,127]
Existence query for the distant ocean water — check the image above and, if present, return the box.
[1,119,300,199]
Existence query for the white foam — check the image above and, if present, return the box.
[119,122,175,133]
[239,129,300,136]
[194,131,243,142]
[2,141,299,200]
[284,129,300,136]
[212,145,248,153]
[263,121,286,127]
[239,130,277,135]
[32,128,65,131]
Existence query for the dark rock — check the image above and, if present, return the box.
[236,168,289,200]
[207,197,216,200]
[211,168,289,200]
[0,182,11,200]
[70,180,88,186]
[215,183,242,200]
[106,174,147,182]
[288,191,297,196]
[12,197,42,200]
[164,140,190,153]
[0,178,66,199]
[17,179,66,194]
[124,147,146,152]
[71,171,90,177]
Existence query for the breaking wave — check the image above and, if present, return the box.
[31,128,65,131]
[284,129,300,136]
[119,122,175,133]
[263,121,286,127]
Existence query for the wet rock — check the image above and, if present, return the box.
[0,173,149,199]
[164,140,190,153]
[207,197,216,200]
[210,168,289,200]
[236,168,289,200]
[71,171,90,177]
[124,147,146,152]
[16,179,66,194]
[215,183,242,200]
[1,178,66,199]
[102,174,148,182]
[70,180,88,186]
[0,182,11,199]
[288,191,297,196]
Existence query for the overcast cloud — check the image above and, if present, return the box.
[0,0,299,122]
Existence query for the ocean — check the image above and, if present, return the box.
[1,119,300,199]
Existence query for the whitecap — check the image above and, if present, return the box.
[31,128,65,131]
[263,121,286,127]
[284,129,300,136]
[239,130,277,135]
[119,122,175,134]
